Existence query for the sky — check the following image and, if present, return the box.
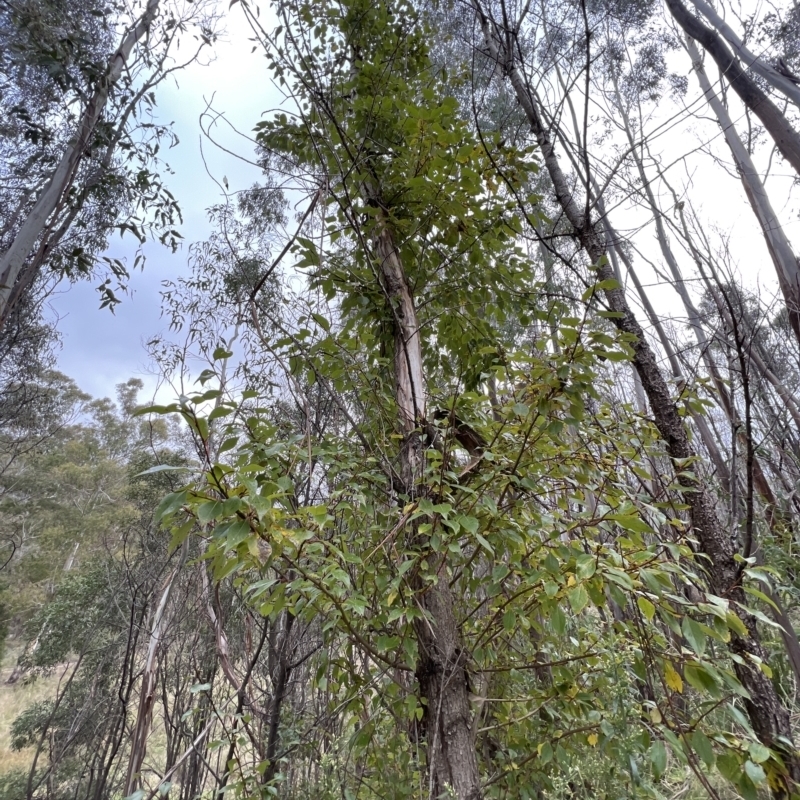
[48,3,278,402]
[46,0,797,404]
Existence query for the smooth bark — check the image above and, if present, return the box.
[666,0,800,180]
[689,0,800,109]
[0,0,161,326]
[683,36,800,344]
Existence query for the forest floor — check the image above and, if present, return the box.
[0,642,61,780]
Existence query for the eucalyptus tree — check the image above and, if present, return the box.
[660,0,800,346]
[0,0,219,328]
[449,0,800,788]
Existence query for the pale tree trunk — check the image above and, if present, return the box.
[366,207,481,799]
[688,0,800,108]
[600,108,800,674]
[670,198,800,435]
[0,0,161,326]
[471,1,800,788]
[666,0,800,184]
[682,35,800,345]
[125,555,181,796]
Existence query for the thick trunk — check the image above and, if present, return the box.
[471,2,799,788]
[0,0,160,327]
[370,222,482,800]
[683,36,800,345]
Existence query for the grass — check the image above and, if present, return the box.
[0,641,62,779]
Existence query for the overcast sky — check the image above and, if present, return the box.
[46,1,795,405]
[49,5,277,402]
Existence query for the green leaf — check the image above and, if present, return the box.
[637,596,656,621]
[683,663,719,697]
[311,313,331,331]
[551,605,567,635]
[691,731,715,767]
[136,464,192,477]
[744,760,766,785]
[609,513,651,533]
[650,740,667,779]
[575,553,596,579]
[133,403,178,417]
[458,515,479,534]
[682,616,706,656]
[568,584,588,614]
[717,751,741,782]
[748,742,770,764]
[156,490,188,522]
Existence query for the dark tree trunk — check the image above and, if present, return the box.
[370,218,482,800]
[470,2,800,791]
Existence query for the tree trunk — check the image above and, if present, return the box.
[125,559,180,796]
[369,215,482,800]
[0,0,161,327]
[688,0,800,109]
[683,35,800,345]
[471,2,800,789]
[666,0,800,183]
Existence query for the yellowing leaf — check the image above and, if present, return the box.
[637,596,655,621]
[587,733,598,746]
[665,661,683,693]
[650,707,662,724]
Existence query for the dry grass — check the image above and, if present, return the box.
[0,642,61,778]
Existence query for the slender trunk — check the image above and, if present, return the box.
[683,36,800,344]
[666,0,800,183]
[0,0,160,327]
[264,612,295,784]
[605,216,732,487]
[688,0,800,109]
[125,559,181,796]
[471,3,800,788]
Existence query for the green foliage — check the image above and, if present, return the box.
[140,1,789,791]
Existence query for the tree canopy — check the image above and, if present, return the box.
[4,0,800,798]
